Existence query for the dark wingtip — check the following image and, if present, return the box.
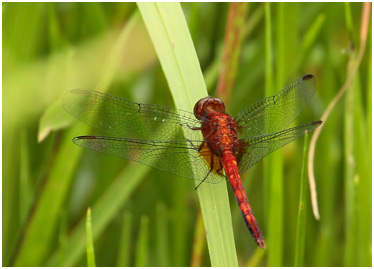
[312,120,323,126]
[257,238,266,249]
[75,135,98,140]
[302,74,314,80]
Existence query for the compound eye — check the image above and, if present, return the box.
[193,97,225,120]
[193,97,210,120]
[211,98,225,113]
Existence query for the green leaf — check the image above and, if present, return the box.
[294,134,309,266]
[86,208,96,267]
[15,12,148,267]
[14,125,85,267]
[264,3,283,266]
[135,216,149,266]
[46,163,149,266]
[38,99,73,142]
[137,3,238,266]
[117,212,133,267]
[155,203,169,266]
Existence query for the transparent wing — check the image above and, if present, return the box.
[238,120,322,174]
[63,90,202,141]
[73,136,224,184]
[235,74,316,137]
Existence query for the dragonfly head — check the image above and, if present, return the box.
[194,97,226,120]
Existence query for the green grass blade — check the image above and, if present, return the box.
[46,3,66,51]
[342,3,370,266]
[355,8,371,266]
[137,2,206,109]
[294,134,309,266]
[135,216,149,267]
[361,42,372,266]
[15,11,147,267]
[264,3,283,266]
[344,3,356,46]
[155,203,169,266]
[351,57,371,266]
[190,210,206,267]
[86,208,96,267]
[301,14,326,53]
[46,163,149,266]
[246,247,266,267]
[264,2,274,94]
[19,130,32,224]
[14,125,85,266]
[366,37,372,135]
[343,77,357,266]
[137,3,237,266]
[117,212,133,267]
[263,3,273,256]
[38,100,73,142]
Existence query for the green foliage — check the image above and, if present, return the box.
[137,3,237,265]
[294,134,309,266]
[86,208,96,267]
[3,2,371,266]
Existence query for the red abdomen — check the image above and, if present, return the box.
[221,152,265,249]
[200,112,265,249]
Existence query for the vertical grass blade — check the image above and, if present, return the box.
[343,75,357,267]
[246,247,266,267]
[14,11,145,267]
[190,210,206,267]
[263,2,274,205]
[264,3,283,266]
[294,134,309,266]
[263,4,273,259]
[155,203,169,266]
[137,3,237,266]
[354,5,372,266]
[14,125,86,266]
[135,216,149,267]
[3,3,44,264]
[361,41,372,266]
[117,212,133,267]
[46,163,149,266]
[301,14,325,53]
[86,208,96,267]
[19,130,32,224]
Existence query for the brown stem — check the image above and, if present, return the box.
[216,3,248,107]
[307,2,371,220]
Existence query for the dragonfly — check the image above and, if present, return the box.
[63,74,322,249]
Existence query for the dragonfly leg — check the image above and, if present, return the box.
[216,167,225,177]
[195,150,215,191]
[194,167,212,191]
[186,123,201,130]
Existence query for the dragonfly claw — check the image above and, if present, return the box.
[257,238,266,249]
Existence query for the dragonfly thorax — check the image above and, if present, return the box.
[200,112,240,157]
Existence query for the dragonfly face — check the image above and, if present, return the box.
[193,97,226,120]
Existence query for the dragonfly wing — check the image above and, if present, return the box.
[238,120,322,174]
[73,136,225,184]
[235,74,316,137]
[63,90,202,141]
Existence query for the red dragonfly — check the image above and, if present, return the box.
[63,74,322,249]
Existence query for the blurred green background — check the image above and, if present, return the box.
[3,2,371,267]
